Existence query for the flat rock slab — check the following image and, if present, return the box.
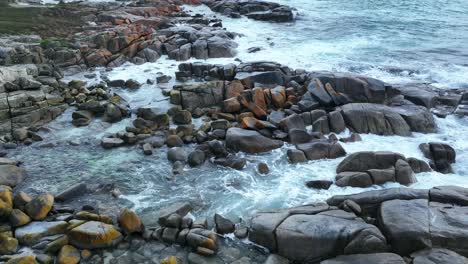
[15,221,68,245]
[321,253,405,264]
[250,207,386,263]
[68,221,122,249]
[379,198,468,256]
[226,127,283,154]
[411,248,468,264]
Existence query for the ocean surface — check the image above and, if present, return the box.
[190,0,468,88]
[10,0,468,220]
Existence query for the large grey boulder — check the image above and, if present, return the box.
[226,128,283,154]
[275,210,387,262]
[308,72,389,104]
[327,188,429,214]
[429,202,468,256]
[429,186,468,206]
[379,199,431,255]
[340,103,411,136]
[249,206,387,263]
[321,253,405,264]
[296,141,346,160]
[411,248,468,264]
[395,84,438,108]
[336,151,405,173]
[378,197,468,257]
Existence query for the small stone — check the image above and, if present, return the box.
[0,233,18,255]
[57,245,80,264]
[173,110,192,125]
[257,162,269,175]
[81,249,92,260]
[214,214,235,234]
[45,235,69,253]
[118,208,144,235]
[305,180,333,190]
[25,194,54,220]
[167,147,187,163]
[188,150,206,167]
[125,79,141,89]
[166,135,183,148]
[165,213,182,228]
[101,138,124,149]
[162,227,179,243]
[142,143,153,155]
[197,247,215,256]
[161,256,181,264]
[5,256,36,264]
[9,209,31,227]
[234,227,248,239]
[287,149,307,164]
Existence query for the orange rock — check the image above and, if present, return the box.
[223,98,241,113]
[253,87,267,111]
[25,194,54,221]
[287,95,297,104]
[225,80,244,99]
[68,221,122,249]
[271,86,287,109]
[240,117,276,130]
[238,112,254,121]
[240,96,267,120]
[57,245,80,264]
[118,208,144,234]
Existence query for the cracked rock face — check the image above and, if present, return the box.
[249,204,387,263]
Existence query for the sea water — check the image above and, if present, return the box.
[10,0,468,219]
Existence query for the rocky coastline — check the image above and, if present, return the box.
[1,0,468,263]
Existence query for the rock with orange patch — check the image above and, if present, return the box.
[225,80,244,99]
[161,256,182,264]
[238,112,254,121]
[271,86,286,108]
[118,208,144,234]
[68,221,123,249]
[57,245,80,264]
[25,194,54,221]
[253,87,267,110]
[240,117,277,130]
[5,255,37,264]
[240,96,267,120]
[223,98,241,113]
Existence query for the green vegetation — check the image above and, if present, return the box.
[0,0,84,38]
[0,0,46,35]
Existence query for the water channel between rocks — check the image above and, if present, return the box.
[8,2,468,226]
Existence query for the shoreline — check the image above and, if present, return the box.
[1,0,468,263]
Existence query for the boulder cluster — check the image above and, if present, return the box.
[250,186,468,263]
[203,0,295,22]
[0,162,239,264]
[0,64,67,143]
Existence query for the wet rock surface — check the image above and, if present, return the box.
[203,0,295,22]
[0,0,467,263]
